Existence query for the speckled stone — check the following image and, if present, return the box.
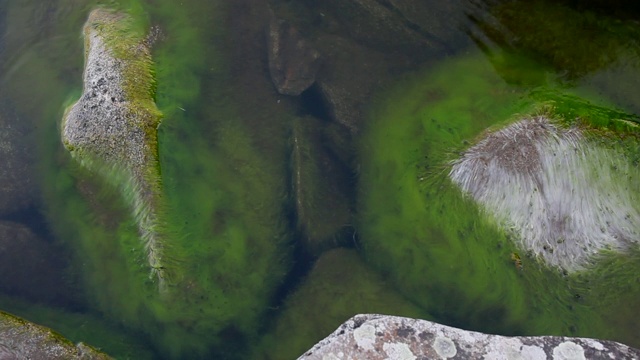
[298,314,640,360]
[0,310,111,359]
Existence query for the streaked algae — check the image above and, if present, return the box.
[39,1,292,358]
[357,53,640,345]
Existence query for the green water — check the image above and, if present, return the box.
[0,0,639,358]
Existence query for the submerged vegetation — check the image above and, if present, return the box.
[0,0,638,358]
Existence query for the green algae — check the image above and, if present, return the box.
[0,294,155,359]
[2,0,294,357]
[356,52,640,344]
[252,248,430,360]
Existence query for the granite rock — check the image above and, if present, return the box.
[0,310,111,360]
[300,314,640,360]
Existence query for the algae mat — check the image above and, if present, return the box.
[356,53,640,346]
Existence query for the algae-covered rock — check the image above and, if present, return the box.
[253,248,430,360]
[356,53,640,344]
[62,8,167,288]
[450,111,640,272]
[0,310,111,360]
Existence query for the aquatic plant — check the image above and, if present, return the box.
[356,52,640,343]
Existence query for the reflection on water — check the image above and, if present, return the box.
[0,0,639,359]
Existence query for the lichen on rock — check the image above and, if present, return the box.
[61,8,167,289]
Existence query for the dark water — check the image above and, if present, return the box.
[0,0,639,359]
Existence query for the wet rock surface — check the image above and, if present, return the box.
[0,310,111,360]
[300,314,640,359]
[62,8,167,287]
[290,116,354,255]
[267,13,322,96]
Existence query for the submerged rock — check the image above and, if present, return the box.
[62,8,167,289]
[299,314,640,359]
[356,54,640,343]
[0,310,111,359]
[267,14,322,96]
[450,115,640,272]
[290,117,354,255]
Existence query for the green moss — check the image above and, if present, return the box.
[356,52,640,343]
[252,249,430,360]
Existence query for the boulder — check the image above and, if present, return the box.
[290,117,354,255]
[253,249,430,360]
[0,310,111,360]
[356,53,640,342]
[450,114,640,272]
[61,8,167,289]
[267,14,322,96]
[299,314,640,359]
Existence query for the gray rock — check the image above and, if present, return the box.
[0,310,111,359]
[61,8,167,289]
[267,14,322,96]
[0,103,35,217]
[299,314,640,359]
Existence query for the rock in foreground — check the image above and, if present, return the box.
[0,310,111,359]
[300,314,640,359]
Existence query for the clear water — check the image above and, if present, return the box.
[0,0,639,359]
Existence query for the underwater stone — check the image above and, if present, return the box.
[62,8,167,289]
[450,115,640,272]
[299,314,640,360]
[267,14,322,96]
[0,310,111,359]
[0,221,75,306]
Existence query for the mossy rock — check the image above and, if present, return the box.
[252,248,430,360]
[61,7,167,287]
[49,3,294,358]
[0,309,112,359]
[356,52,640,345]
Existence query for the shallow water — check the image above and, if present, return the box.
[0,0,639,359]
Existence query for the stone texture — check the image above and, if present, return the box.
[267,13,322,96]
[450,115,640,272]
[61,8,167,289]
[0,310,111,359]
[299,314,640,360]
[290,117,354,255]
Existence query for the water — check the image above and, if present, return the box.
[0,0,639,359]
